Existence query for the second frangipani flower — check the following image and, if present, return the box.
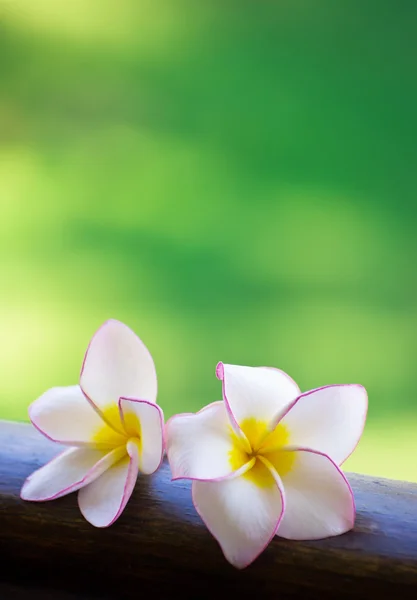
[21,320,164,527]
[166,362,367,569]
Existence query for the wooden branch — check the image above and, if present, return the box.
[1,421,417,599]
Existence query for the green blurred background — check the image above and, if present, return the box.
[0,0,416,481]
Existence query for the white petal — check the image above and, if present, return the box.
[77,440,139,527]
[192,461,284,569]
[276,448,355,540]
[280,385,368,464]
[217,363,300,433]
[29,385,124,447]
[119,398,164,474]
[80,320,157,417]
[166,402,250,480]
[20,446,124,501]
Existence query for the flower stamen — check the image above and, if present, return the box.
[229,418,296,486]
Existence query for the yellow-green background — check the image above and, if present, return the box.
[1,1,416,481]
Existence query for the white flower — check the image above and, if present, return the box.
[166,362,367,569]
[21,319,164,527]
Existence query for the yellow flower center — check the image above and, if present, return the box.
[91,404,142,453]
[229,417,296,488]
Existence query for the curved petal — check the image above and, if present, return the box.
[29,385,125,448]
[20,446,125,502]
[192,462,285,569]
[280,385,368,464]
[80,320,157,420]
[216,363,300,441]
[166,402,251,481]
[275,448,355,540]
[119,397,164,475]
[77,440,139,527]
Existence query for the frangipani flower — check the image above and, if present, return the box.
[166,362,367,569]
[21,319,164,527]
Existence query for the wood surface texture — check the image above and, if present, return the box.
[1,420,416,599]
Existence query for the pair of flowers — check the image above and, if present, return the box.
[21,320,368,569]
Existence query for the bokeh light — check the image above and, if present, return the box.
[1,0,416,481]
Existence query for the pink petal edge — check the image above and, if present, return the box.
[215,362,252,454]
[277,384,368,464]
[258,365,301,396]
[165,400,224,429]
[277,445,356,535]
[105,441,139,527]
[78,444,139,528]
[170,456,256,483]
[217,362,302,439]
[79,319,158,433]
[191,468,286,570]
[215,362,301,395]
[20,447,123,502]
[118,396,165,473]
[28,402,66,446]
[165,401,253,482]
[164,400,224,454]
[27,390,120,447]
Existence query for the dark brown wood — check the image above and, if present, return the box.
[1,420,416,599]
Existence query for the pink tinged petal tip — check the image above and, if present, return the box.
[280,384,368,465]
[218,363,301,432]
[215,362,224,380]
[276,448,355,540]
[166,401,246,481]
[20,446,125,502]
[77,439,139,527]
[192,463,285,569]
[80,319,158,415]
[119,397,165,475]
